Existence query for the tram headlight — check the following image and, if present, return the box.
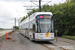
[51,34,54,35]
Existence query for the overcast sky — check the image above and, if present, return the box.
[0,0,66,29]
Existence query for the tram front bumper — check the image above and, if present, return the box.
[34,39,54,41]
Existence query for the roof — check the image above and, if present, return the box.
[19,12,53,25]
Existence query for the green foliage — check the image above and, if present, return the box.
[70,0,75,3]
[15,26,19,29]
[20,16,26,22]
[27,1,75,36]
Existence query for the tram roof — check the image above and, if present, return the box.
[34,12,53,16]
[20,12,53,25]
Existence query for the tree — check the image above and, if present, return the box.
[20,16,26,22]
[15,26,19,29]
[27,1,75,36]
[70,0,75,3]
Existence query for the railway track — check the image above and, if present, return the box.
[37,41,66,50]
[55,37,75,45]
[20,33,74,50]
[57,39,75,45]
[40,44,53,50]
[40,43,66,50]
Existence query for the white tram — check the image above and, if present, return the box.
[19,12,54,41]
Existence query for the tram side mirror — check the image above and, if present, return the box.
[54,19,57,25]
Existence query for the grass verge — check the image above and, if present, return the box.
[62,35,75,40]
[0,30,3,31]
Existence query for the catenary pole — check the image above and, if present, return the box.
[39,0,41,12]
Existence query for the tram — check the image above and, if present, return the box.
[19,12,54,41]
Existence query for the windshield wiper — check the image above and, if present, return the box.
[47,27,50,33]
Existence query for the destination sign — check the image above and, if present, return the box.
[44,16,50,18]
[37,15,51,19]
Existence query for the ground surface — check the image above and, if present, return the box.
[0,30,75,50]
[0,31,49,50]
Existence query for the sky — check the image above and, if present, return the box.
[0,0,66,29]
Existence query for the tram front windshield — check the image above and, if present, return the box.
[37,15,52,33]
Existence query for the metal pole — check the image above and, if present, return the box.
[39,0,41,12]
[55,29,58,42]
[56,32,57,42]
